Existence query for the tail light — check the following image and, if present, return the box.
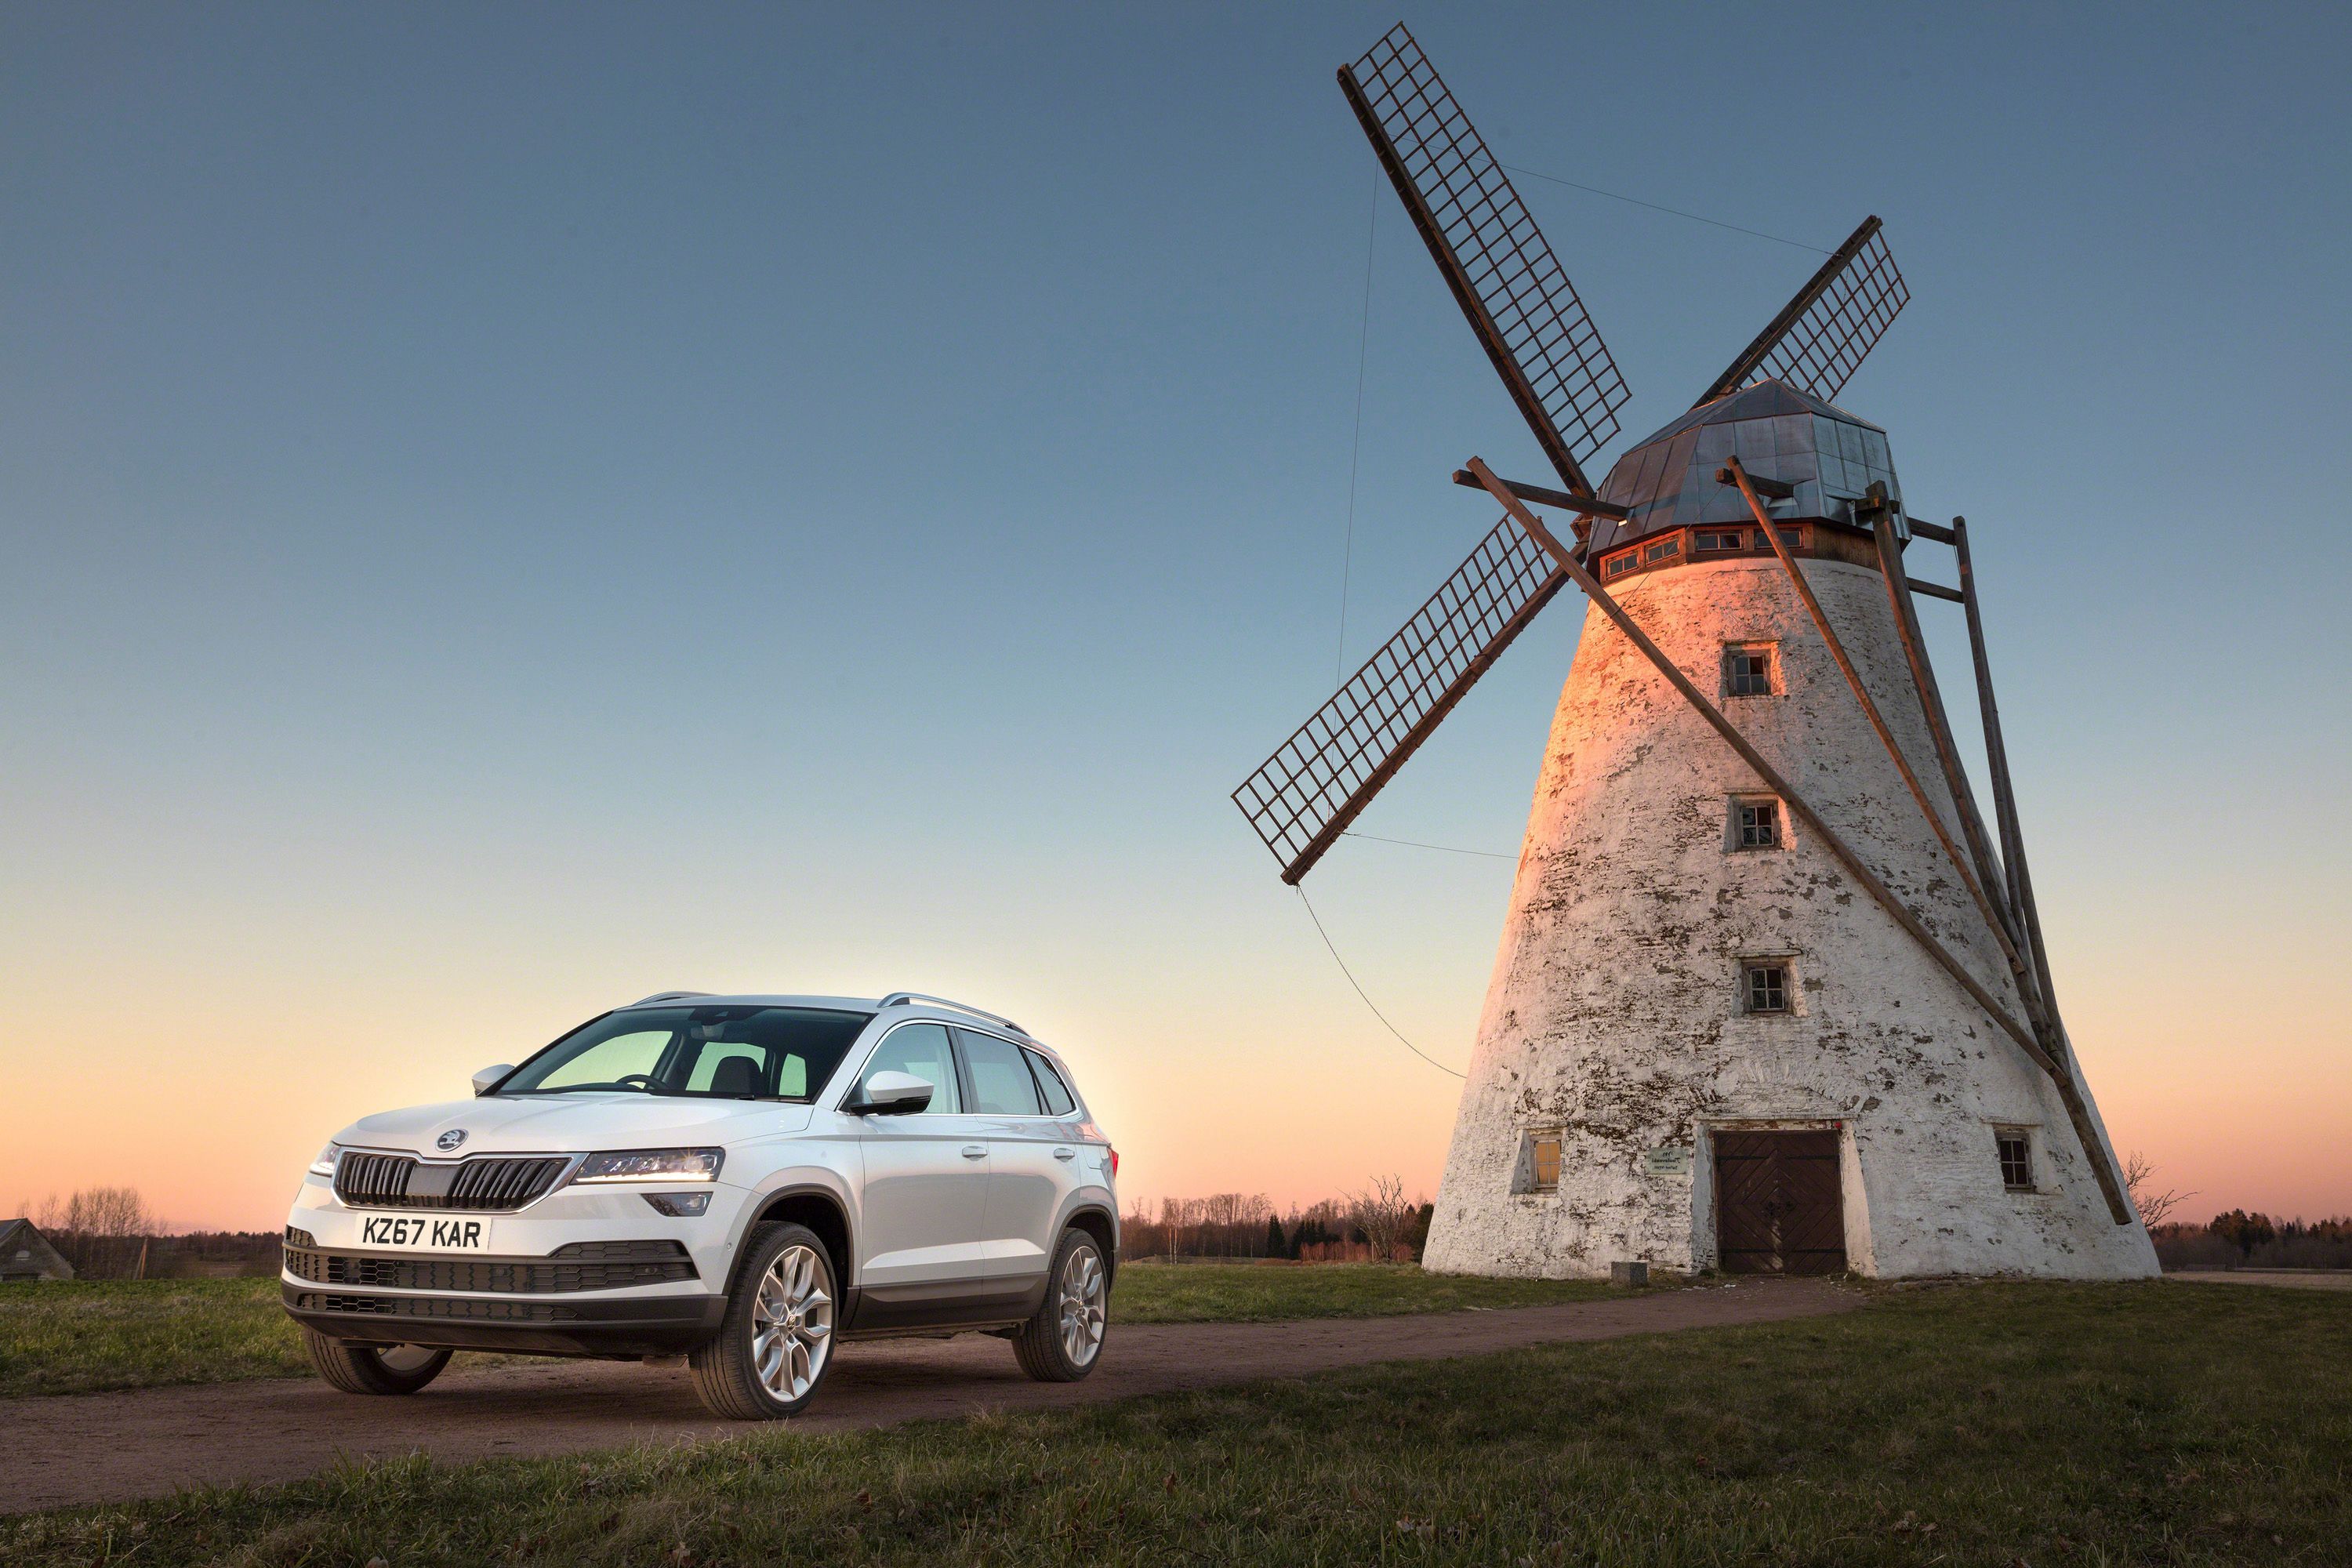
[1108,1147,1120,1179]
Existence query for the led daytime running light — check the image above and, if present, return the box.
[573,1148,724,1184]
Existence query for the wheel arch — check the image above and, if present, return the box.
[1062,1202,1119,1285]
[749,1184,855,1297]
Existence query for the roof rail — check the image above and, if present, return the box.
[876,993,1027,1036]
[631,990,713,1007]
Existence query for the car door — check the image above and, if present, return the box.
[953,1028,1079,1283]
[848,1022,992,1292]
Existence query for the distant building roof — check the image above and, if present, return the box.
[1588,379,1905,557]
[0,1218,74,1281]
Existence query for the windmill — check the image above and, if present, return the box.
[1232,23,2156,1279]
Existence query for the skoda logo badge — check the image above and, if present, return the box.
[436,1129,467,1152]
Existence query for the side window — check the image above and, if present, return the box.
[1025,1049,1076,1116]
[857,1023,960,1115]
[959,1030,1044,1116]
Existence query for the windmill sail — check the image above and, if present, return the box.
[1340,24,1629,494]
[1235,520,1565,883]
[1696,216,1910,407]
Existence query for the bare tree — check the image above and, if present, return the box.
[42,1185,154,1279]
[2123,1151,2194,1230]
[1346,1174,1416,1263]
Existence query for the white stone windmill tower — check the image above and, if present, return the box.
[1233,24,2156,1280]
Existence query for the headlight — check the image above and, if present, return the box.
[573,1148,724,1184]
[308,1143,341,1178]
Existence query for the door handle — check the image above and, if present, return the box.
[1053,1147,1076,1160]
[960,1145,987,1160]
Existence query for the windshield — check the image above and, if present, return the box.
[497,1006,870,1102]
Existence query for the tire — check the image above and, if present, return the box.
[300,1328,452,1396]
[688,1221,839,1420]
[1012,1226,1108,1382]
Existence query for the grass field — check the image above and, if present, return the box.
[0,1264,1624,1398]
[0,1279,301,1398]
[7,1281,2347,1563]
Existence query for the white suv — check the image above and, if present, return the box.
[283,992,1118,1419]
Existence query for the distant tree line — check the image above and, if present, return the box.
[2151,1212,2352,1272]
[1120,1176,1436,1265]
[16,1187,281,1279]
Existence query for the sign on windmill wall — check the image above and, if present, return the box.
[1642,1146,1693,1178]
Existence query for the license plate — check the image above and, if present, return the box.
[356,1215,494,1251]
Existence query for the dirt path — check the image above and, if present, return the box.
[2,1279,1853,1514]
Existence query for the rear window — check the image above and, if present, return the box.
[957,1029,1043,1116]
[1025,1049,1076,1116]
[500,1006,868,1102]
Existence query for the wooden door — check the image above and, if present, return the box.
[1713,1131,1845,1275]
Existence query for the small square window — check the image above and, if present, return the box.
[1996,1130,2035,1192]
[1531,1136,1562,1192]
[1695,528,1744,552]
[1737,800,1780,849]
[1743,964,1789,1014]
[1724,645,1775,697]
[1644,535,1681,564]
[1606,553,1636,576]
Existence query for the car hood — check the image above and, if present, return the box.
[338,1094,813,1156]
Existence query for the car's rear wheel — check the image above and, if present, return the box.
[1012,1226,1107,1382]
[300,1329,452,1395]
[688,1221,838,1420]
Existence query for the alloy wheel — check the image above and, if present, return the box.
[750,1243,833,1402]
[1057,1243,1105,1366]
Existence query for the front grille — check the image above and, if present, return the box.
[284,1226,317,1248]
[283,1240,694,1294]
[335,1152,570,1211]
[296,1291,576,1323]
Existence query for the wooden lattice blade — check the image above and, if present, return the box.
[1232,517,1566,883]
[1341,22,1629,492]
[1697,216,1911,408]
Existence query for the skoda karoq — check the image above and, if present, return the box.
[283,993,1118,1418]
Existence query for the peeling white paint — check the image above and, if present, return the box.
[1422,555,2159,1280]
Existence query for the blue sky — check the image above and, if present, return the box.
[4,2,2347,1225]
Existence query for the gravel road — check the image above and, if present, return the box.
[3,1277,1856,1514]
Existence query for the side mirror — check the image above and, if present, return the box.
[849,1070,933,1116]
[473,1064,514,1098]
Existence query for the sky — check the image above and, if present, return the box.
[4,2,2347,1231]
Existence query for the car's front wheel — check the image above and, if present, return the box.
[300,1329,452,1396]
[688,1221,838,1420]
[1012,1226,1108,1382]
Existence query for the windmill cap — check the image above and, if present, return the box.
[1588,379,1903,556]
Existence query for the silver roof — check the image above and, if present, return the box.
[1586,380,1904,556]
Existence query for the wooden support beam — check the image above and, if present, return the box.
[1872,518,2025,953]
[1721,456,2054,1044]
[1873,514,2133,1225]
[1906,517,1958,545]
[1909,579,1965,604]
[1451,470,1631,519]
[1465,455,2056,1084]
[1955,517,2064,1044]
[1714,465,1794,501]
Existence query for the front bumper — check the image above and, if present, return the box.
[283,1167,746,1357]
[281,1279,727,1356]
